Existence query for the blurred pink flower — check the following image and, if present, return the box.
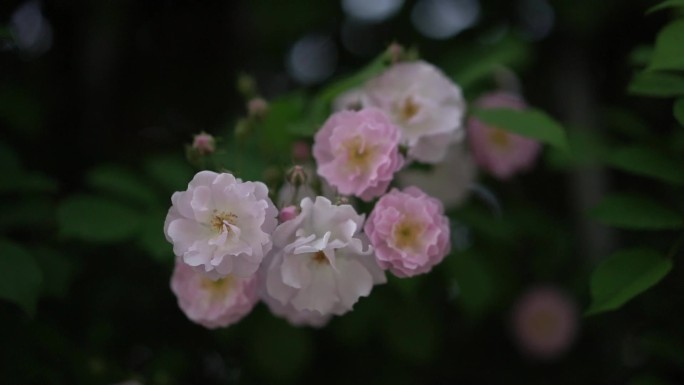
[313,108,403,201]
[512,286,578,359]
[467,91,541,179]
[164,171,278,280]
[171,259,258,329]
[365,187,451,277]
[397,143,476,209]
[364,61,466,163]
[192,132,215,155]
[264,196,386,316]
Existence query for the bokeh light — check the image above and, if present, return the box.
[411,0,480,40]
[287,34,338,85]
[341,0,405,23]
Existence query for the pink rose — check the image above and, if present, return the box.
[164,171,278,280]
[313,108,404,201]
[512,286,578,359]
[170,259,258,329]
[364,187,451,277]
[364,61,466,163]
[467,91,541,179]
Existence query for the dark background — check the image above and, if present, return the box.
[2,0,683,384]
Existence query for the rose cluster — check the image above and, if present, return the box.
[164,60,542,329]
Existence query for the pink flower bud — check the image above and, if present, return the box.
[286,165,308,187]
[192,132,215,155]
[247,97,269,119]
[278,205,298,223]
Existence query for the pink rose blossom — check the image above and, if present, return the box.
[364,61,466,163]
[171,259,258,329]
[364,187,451,277]
[512,286,578,359]
[313,108,404,201]
[467,91,541,179]
[264,196,386,316]
[164,171,278,280]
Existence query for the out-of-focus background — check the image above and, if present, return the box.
[2,0,684,384]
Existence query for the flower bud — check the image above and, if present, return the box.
[386,42,404,64]
[286,165,308,187]
[191,132,215,155]
[278,205,298,223]
[292,140,310,161]
[247,97,269,119]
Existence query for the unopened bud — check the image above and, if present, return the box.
[335,196,350,206]
[247,97,269,119]
[386,42,404,64]
[192,132,215,155]
[286,165,308,187]
[279,205,298,223]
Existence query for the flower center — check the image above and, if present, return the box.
[343,136,373,170]
[399,96,421,122]
[528,310,560,339]
[392,220,424,252]
[211,210,238,234]
[311,250,329,265]
[200,275,236,299]
[489,128,510,148]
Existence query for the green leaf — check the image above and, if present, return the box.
[630,45,653,67]
[628,72,684,97]
[648,20,684,71]
[590,193,683,230]
[256,93,305,149]
[448,251,497,319]
[57,194,142,243]
[86,165,157,207]
[674,98,684,126]
[137,210,173,263]
[0,173,58,194]
[144,155,194,193]
[0,240,42,316]
[32,247,73,299]
[586,249,672,316]
[606,146,684,185]
[472,107,568,149]
[647,0,684,14]
[0,197,55,231]
[445,36,531,90]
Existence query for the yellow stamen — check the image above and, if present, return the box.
[211,211,238,234]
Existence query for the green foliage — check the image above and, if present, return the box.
[0,240,42,316]
[143,154,194,193]
[591,193,683,230]
[586,249,672,316]
[32,247,74,299]
[628,72,684,97]
[647,0,684,14]
[674,98,684,126]
[648,20,684,71]
[86,165,158,207]
[471,107,568,149]
[247,314,313,382]
[443,36,532,91]
[57,194,142,243]
[446,251,498,319]
[606,146,684,185]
